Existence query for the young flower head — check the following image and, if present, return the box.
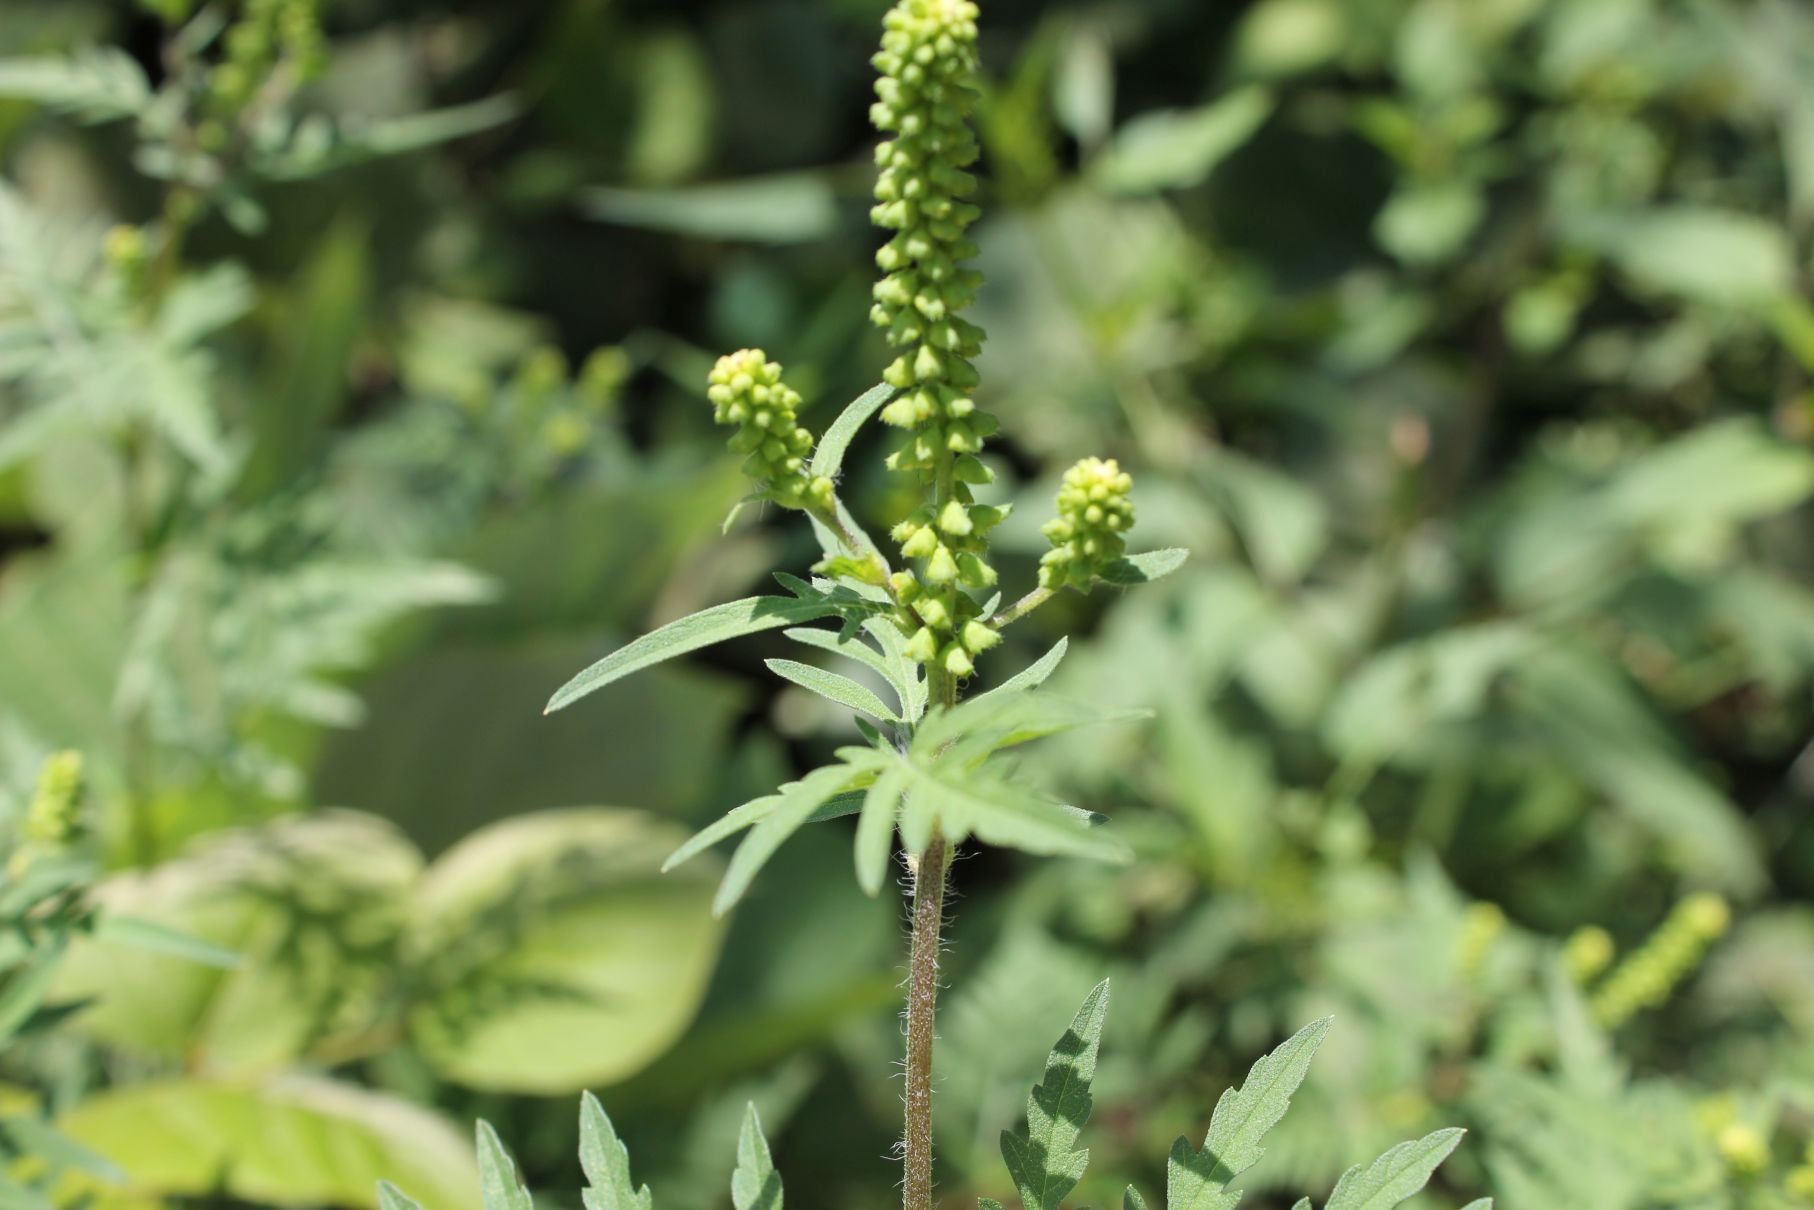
[707,350,834,512]
[1039,457,1136,590]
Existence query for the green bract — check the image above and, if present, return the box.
[1040,457,1136,591]
[707,349,835,512]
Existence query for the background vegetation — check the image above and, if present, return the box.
[3,0,1814,1207]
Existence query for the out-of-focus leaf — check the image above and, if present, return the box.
[1577,207,1793,306]
[0,49,149,121]
[580,174,840,244]
[405,808,724,1092]
[1094,88,1273,194]
[57,1076,479,1210]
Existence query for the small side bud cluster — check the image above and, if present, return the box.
[1455,901,1505,979]
[707,350,834,512]
[200,0,327,150]
[104,224,150,298]
[8,750,84,877]
[1589,891,1730,1029]
[1039,458,1136,590]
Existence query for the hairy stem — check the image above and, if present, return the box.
[991,585,1055,629]
[903,831,948,1210]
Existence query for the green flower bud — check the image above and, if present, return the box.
[1562,925,1615,984]
[1717,1123,1769,1178]
[960,619,1000,654]
[707,349,834,512]
[1038,457,1137,591]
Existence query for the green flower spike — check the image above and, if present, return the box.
[1039,457,1136,590]
[707,350,834,512]
[871,0,1005,676]
[9,750,84,877]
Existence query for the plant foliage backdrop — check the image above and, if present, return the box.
[1,0,1813,1208]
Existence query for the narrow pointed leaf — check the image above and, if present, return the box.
[811,383,894,478]
[715,764,864,914]
[94,914,239,968]
[378,1183,425,1210]
[1323,1129,1465,1210]
[855,766,908,896]
[1001,981,1111,1210]
[665,790,866,872]
[730,1105,782,1210]
[967,637,1069,709]
[897,758,1130,864]
[1097,548,1189,586]
[1169,1017,1332,1210]
[546,596,845,713]
[579,1093,653,1210]
[765,658,901,723]
[1125,1188,1150,1210]
[784,627,893,681]
[476,1121,533,1210]
[1459,1201,1493,1210]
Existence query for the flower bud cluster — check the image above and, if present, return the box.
[8,751,84,877]
[1561,924,1615,984]
[886,498,1010,676]
[201,0,326,149]
[1039,457,1135,590]
[1589,891,1730,1028]
[707,350,833,512]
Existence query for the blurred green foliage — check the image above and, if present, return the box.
[2,0,1814,1207]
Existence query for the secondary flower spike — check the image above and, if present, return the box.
[707,350,834,511]
[1040,457,1136,590]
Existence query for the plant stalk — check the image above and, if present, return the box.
[903,831,948,1210]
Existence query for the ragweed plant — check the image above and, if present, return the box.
[519,3,1478,1209]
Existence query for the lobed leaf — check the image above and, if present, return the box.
[1322,1128,1465,1210]
[894,757,1129,866]
[0,49,150,122]
[1000,980,1111,1210]
[546,596,850,713]
[730,1105,782,1210]
[579,1094,653,1210]
[854,765,909,897]
[1168,1017,1332,1210]
[477,1121,533,1210]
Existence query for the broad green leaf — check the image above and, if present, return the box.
[854,765,908,897]
[579,1093,653,1210]
[811,383,894,479]
[477,1121,534,1210]
[580,173,839,244]
[54,812,421,1073]
[730,1105,782,1210]
[1323,1128,1465,1210]
[895,757,1130,865]
[58,1076,479,1210]
[716,763,868,915]
[1095,88,1273,193]
[1168,1017,1332,1210]
[1578,207,1792,306]
[1000,980,1110,1210]
[0,49,150,122]
[766,658,901,723]
[967,637,1068,709]
[0,1115,119,1180]
[406,808,724,1092]
[1097,548,1191,586]
[379,1182,426,1210]
[546,596,848,713]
